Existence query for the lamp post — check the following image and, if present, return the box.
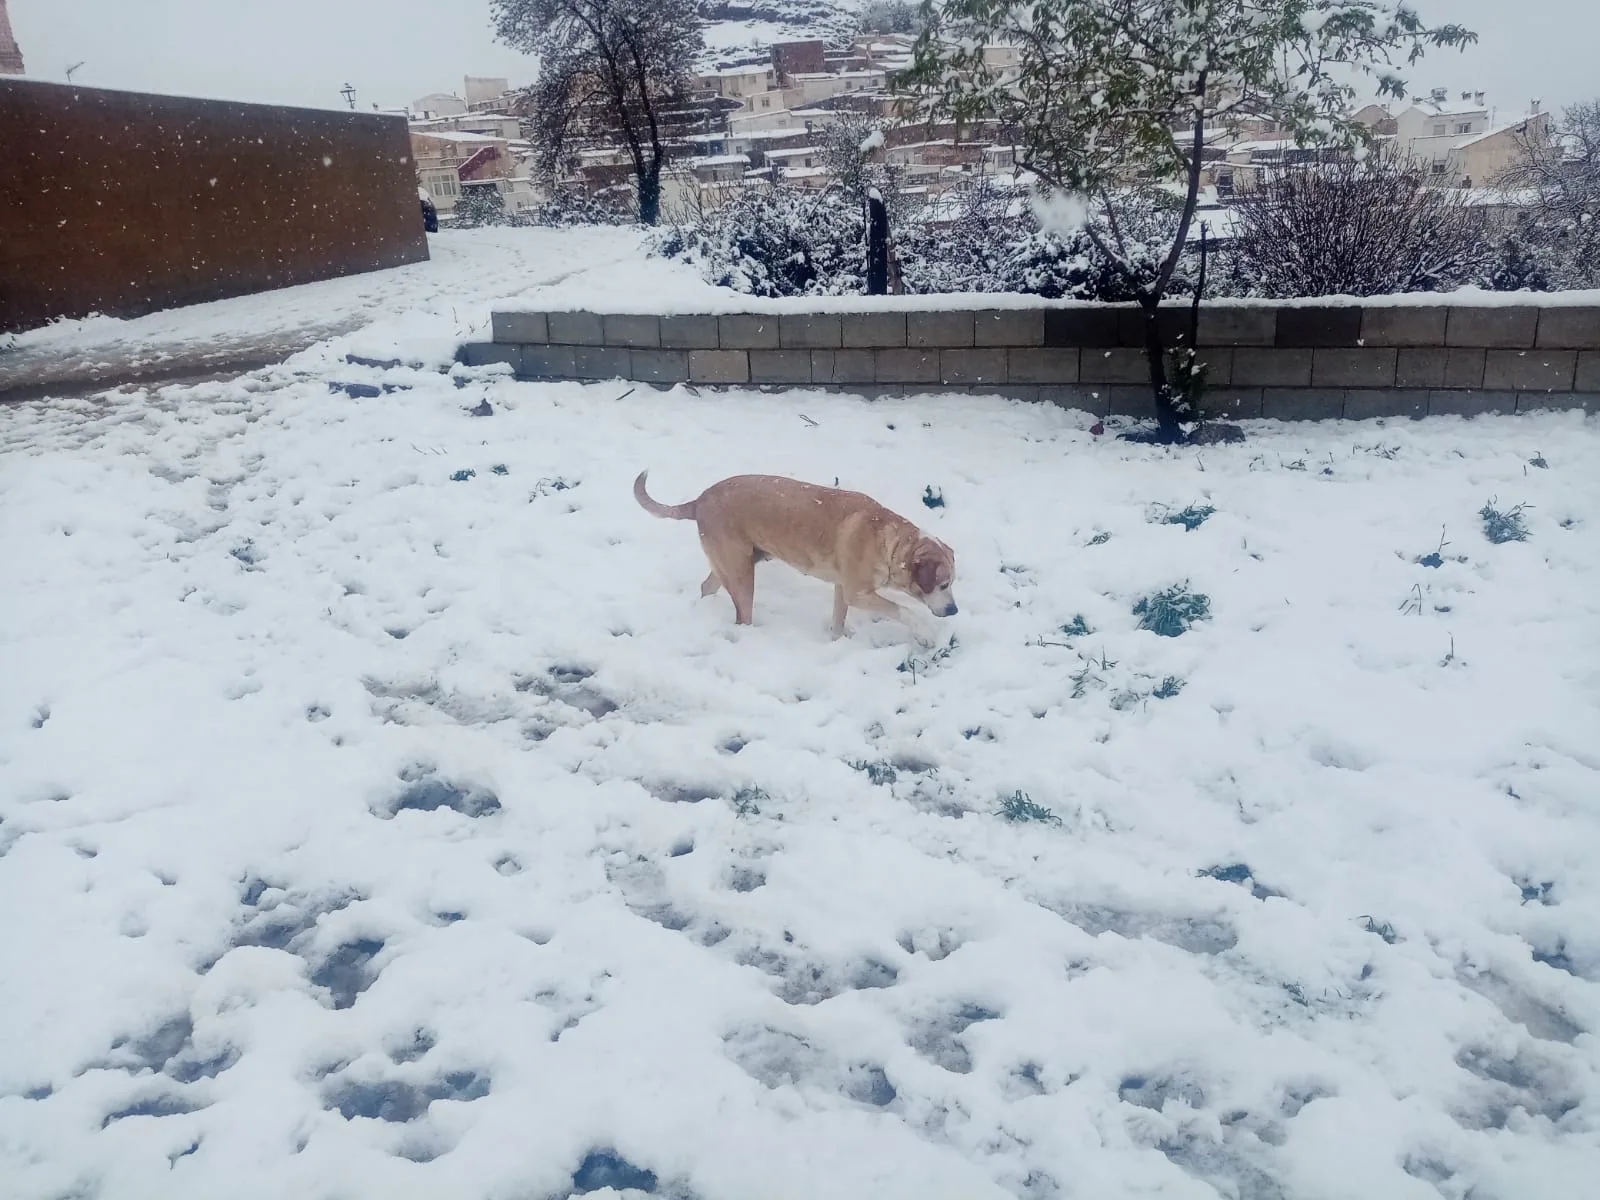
[340,83,356,111]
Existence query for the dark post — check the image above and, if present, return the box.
[866,189,889,295]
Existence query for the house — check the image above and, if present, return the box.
[699,65,776,100]
[1451,112,1552,189]
[411,129,515,213]
[411,92,467,119]
[1394,89,1492,181]
[772,41,826,83]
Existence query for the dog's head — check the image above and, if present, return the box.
[906,536,958,618]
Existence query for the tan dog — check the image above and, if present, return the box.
[634,471,957,638]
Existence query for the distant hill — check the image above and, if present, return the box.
[698,0,862,63]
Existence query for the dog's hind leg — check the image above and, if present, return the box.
[831,585,849,638]
[700,535,756,624]
[701,571,722,598]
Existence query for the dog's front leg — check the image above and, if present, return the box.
[846,590,932,643]
[831,585,849,639]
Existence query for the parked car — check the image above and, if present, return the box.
[418,187,439,233]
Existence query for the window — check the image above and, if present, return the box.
[1456,122,1473,134]
[1431,160,1448,176]
[1217,172,1235,198]
[1433,123,1446,136]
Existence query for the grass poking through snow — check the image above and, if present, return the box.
[1133,584,1212,638]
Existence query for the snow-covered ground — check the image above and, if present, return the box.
[2,229,1598,1200]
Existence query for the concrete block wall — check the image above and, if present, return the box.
[461,303,1600,420]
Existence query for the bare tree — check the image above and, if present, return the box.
[1495,100,1600,288]
[491,0,703,226]
[1225,146,1490,297]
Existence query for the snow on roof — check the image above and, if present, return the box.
[412,130,503,144]
[1226,138,1303,154]
[689,154,751,167]
[780,166,829,179]
[1412,99,1488,118]
[764,146,818,159]
[1455,121,1532,149]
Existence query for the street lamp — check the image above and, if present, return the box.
[340,83,356,110]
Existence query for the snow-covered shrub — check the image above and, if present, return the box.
[453,185,510,228]
[522,190,634,228]
[660,182,1190,299]
[1219,151,1490,297]
[659,189,867,296]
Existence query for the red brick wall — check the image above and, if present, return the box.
[0,79,429,332]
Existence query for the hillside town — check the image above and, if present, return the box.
[405,28,1553,233]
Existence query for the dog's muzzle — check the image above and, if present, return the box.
[939,602,958,617]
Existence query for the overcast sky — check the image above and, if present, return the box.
[11,0,1596,117]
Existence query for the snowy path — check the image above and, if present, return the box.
[2,244,1599,1198]
[1,227,649,400]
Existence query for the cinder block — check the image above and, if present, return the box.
[1396,348,1448,388]
[1232,348,1313,387]
[748,350,813,384]
[1199,388,1263,420]
[548,311,604,345]
[459,342,521,370]
[813,349,876,384]
[1007,348,1079,384]
[518,345,576,380]
[603,314,660,348]
[630,349,687,383]
[1344,389,1428,420]
[1119,306,1194,349]
[940,349,1007,385]
[908,310,975,347]
[1196,307,1276,347]
[1577,351,1600,392]
[1041,385,1108,415]
[1044,308,1123,347]
[1536,307,1600,349]
[1483,349,1577,392]
[875,348,940,383]
[1361,306,1447,347]
[1262,388,1346,420]
[1517,391,1598,413]
[571,345,631,380]
[659,314,720,349]
[779,313,842,349]
[492,311,548,344]
[1275,307,1363,347]
[1080,347,1150,384]
[1443,348,1486,389]
[1427,390,1517,416]
[841,312,907,348]
[1445,307,1538,348]
[1105,386,1157,418]
[1312,348,1398,388]
[974,309,1045,347]
[719,314,780,349]
[688,350,750,384]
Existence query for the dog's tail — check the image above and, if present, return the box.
[633,471,696,520]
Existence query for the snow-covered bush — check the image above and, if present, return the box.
[1219,151,1490,297]
[659,189,868,297]
[523,190,634,228]
[452,185,511,228]
[659,182,1190,300]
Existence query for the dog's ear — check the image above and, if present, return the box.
[911,548,939,594]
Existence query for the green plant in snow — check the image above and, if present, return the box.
[996,791,1061,825]
[1480,500,1530,544]
[1133,584,1212,637]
